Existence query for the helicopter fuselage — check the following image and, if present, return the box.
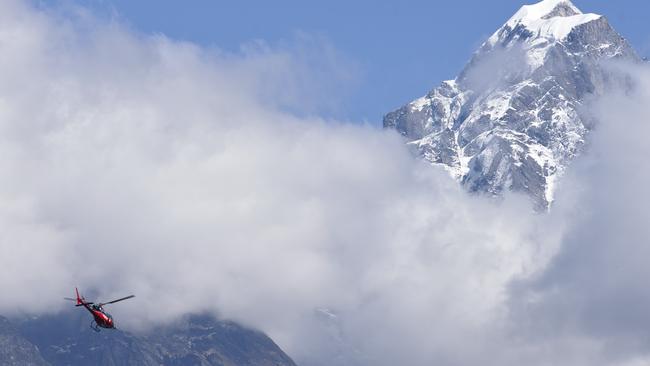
[80,303,115,329]
[66,288,133,331]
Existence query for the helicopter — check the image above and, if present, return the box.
[65,288,135,332]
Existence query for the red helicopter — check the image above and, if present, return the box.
[65,288,135,332]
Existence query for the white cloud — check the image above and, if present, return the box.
[2,1,650,365]
[505,62,650,366]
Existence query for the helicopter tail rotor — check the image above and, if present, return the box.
[64,287,93,307]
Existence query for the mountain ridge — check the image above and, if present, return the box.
[383,0,640,209]
[0,312,296,366]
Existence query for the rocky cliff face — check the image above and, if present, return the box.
[1,312,296,366]
[384,0,639,209]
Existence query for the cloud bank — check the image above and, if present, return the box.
[1,1,650,365]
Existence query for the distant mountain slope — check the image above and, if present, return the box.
[0,316,50,366]
[3,312,296,366]
[383,0,639,208]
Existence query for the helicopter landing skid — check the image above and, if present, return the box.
[90,320,101,332]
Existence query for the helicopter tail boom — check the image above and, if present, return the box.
[65,287,93,307]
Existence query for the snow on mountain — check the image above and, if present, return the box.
[384,0,640,209]
[489,0,600,45]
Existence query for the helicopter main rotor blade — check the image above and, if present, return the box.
[64,297,76,301]
[98,295,135,306]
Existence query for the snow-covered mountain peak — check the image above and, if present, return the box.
[488,0,601,46]
[384,0,639,209]
[513,0,582,21]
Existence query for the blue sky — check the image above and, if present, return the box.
[44,0,650,123]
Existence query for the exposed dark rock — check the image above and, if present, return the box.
[10,311,296,366]
[383,0,640,209]
[0,315,50,366]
